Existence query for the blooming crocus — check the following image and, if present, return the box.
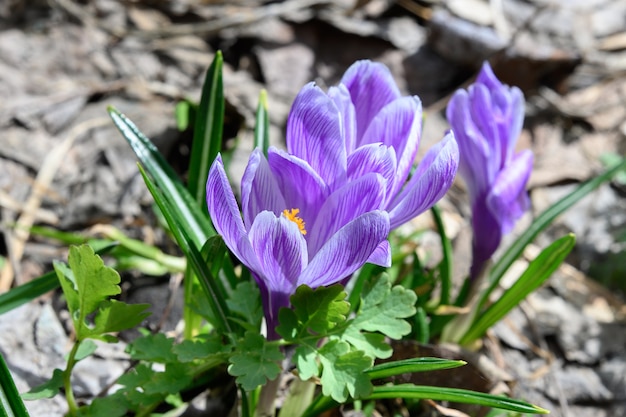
[206,60,459,338]
[207,153,390,339]
[446,62,533,279]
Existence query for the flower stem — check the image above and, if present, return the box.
[255,376,281,417]
[64,340,81,416]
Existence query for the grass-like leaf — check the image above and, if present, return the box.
[254,89,270,156]
[366,357,466,380]
[188,51,224,209]
[431,205,453,305]
[0,352,30,416]
[137,165,232,334]
[304,384,549,417]
[460,233,575,345]
[107,106,215,247]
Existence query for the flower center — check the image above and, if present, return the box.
[282,208,307,235]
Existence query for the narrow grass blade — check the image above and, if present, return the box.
[108,106,215,247]
[366,358,466,380]
[460,233,575,345]
[488,158,626,291]
[254,89,270,156]
[431,205,452,305]
[367,385,549,414]
[138,165,232,335]
[188,51,225,209]
[303,384,549,417]
[0,353,30,417]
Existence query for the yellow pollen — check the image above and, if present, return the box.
[282,208,307,235]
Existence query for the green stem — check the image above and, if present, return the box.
[63,341,81,416]
[431,205,452,305]
[255,376,281,417]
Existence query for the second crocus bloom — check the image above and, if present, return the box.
[446,62,533,279]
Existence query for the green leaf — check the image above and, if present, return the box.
[460,234,576,345]
[86,300,151,341]
[73,340,98,362]
[366,358,466,380]
[144,363,193,395]
[21,369,64,400]
[276,284,349,341]
[137,165,232,334]
[54,245,121,339]
[226,281,263,330]
[431,205,453,305]
[293,345,318,381]
[188,51,224,209]
[367,385,549,414]
[254,89,270,156]
[303,384,549,417]
[337,275,416,359]
[82,393,129,417]
[173,334,231,363]
[107,106,215,248]
[0,352,30,416]
[317,340,373,402]
[228,332,283,391]
[128,333,176,363]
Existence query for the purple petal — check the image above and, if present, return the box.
[468,84,500,175]
[360,96,422,199]
[299,210,390,288]
[347,143,397,203]
[241,149,286,229]
[486,149,533,234]
[308,173,387,257]
[248,211,307,296]
[340,60,401,146]
[328,85,357,155]
[388,131,459,229]
[286,83,347,188]
[475,62,501,92]
[248,211,308,340]
[366,240,391,267]
[446,89,491,197]
[268,147,329,230]
[206,155,259,271]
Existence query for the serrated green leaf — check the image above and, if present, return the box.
[228,332,283,391]
[173,334,231,363]
[293,345,318,381]
[144,363,193,395]
[86,300,151,340]
[337,327,391,359]
[127,333,176,363]
[276,284,349,341]
[226,281,263,330]
[21,369,64,400]
[117,364,154,390]
[356,275,416,338]
[81,392,129,417]
[73,340,98,362]
[317,340,373,402]
[337,275,416,359]
[54,245,122,339]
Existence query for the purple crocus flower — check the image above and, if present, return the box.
[206,60,459,338]
[446,62,533,279]
[207,153,390,339]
